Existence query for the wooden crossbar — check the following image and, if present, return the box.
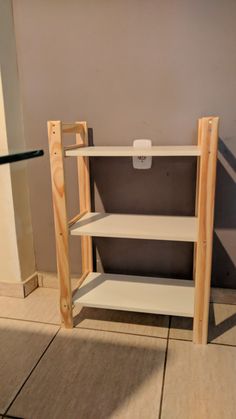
[68,211,87,228]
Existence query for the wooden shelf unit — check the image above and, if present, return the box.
[48,117,219,344]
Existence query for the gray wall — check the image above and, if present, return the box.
[13,0,236,287]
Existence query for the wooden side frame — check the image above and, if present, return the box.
[48,121,73,327]
[193,116,219,344]
[48,120,92,328]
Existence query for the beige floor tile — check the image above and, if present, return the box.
[0,318,58,413]
[161,339,236,419]
[169,303,236,345]
[75,306,169,338]
[0,287,169,339]
[9,328,166,419]
[0,288,61,324]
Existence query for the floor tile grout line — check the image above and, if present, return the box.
[0,315,60,327]
[4,327,61,417]
[76,324,169,340]
[158,316,171,419]
[209,341,236,348]
[1,314,235,346]
[168,336,236,348]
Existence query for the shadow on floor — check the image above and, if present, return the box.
[74,305,168,335]
[170,303,236,343]
[208,304,236,342]
[2,323,166,419]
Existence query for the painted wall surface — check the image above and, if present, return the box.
[13,0,235,287]
[0,0,35,282]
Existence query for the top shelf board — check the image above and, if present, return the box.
[65,145,201,157]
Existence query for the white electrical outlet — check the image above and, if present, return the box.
[132,139,152,169]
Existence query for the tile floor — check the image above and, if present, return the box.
[0,287,236,419]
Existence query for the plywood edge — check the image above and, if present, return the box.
[0,272,38,298]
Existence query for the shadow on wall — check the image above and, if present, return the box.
[90,131,235,288]
[212,138,236,288]
[90,124,196,280]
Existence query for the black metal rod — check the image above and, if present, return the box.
[0,149,44,165]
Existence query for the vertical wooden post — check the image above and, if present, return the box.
[193,116,219,344]
[48,121,73,328]
[193,118,202,280]
[76,122,93,276]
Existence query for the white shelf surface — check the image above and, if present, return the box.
[65,145,201,157]
[70,212,198,242]
[73,272,194,317]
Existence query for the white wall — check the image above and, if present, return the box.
[12,0,236,286]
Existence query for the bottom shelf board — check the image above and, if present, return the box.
[73,272,194,318]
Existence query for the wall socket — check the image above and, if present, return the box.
[132,139,152,169]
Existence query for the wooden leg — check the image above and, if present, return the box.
[193,117,219,344]
[76,122,93,277]
[48,121,73,328]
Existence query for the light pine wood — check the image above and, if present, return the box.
[64,143,85,151]
[193,116,219,344]
[76,122,93,277]
[48,121,73,328]
[62,122,84,134]
[193,118,202,280]
[68,210,87,228]
[65,145,201,157]
[73,272,194,317]
[70,212,198,242]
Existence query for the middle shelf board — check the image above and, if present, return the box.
[73,272,195,318]
[65,145,201,157]
[70,212,198,242]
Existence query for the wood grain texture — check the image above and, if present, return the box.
[193,117,219,344]
[193,118,202,280]
[68,210,87,228]
[76,121,93,275]
[48,121,73,328]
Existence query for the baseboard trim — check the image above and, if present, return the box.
[38,271,78,291]
[0,273,38,298]
[37,272,236,305]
